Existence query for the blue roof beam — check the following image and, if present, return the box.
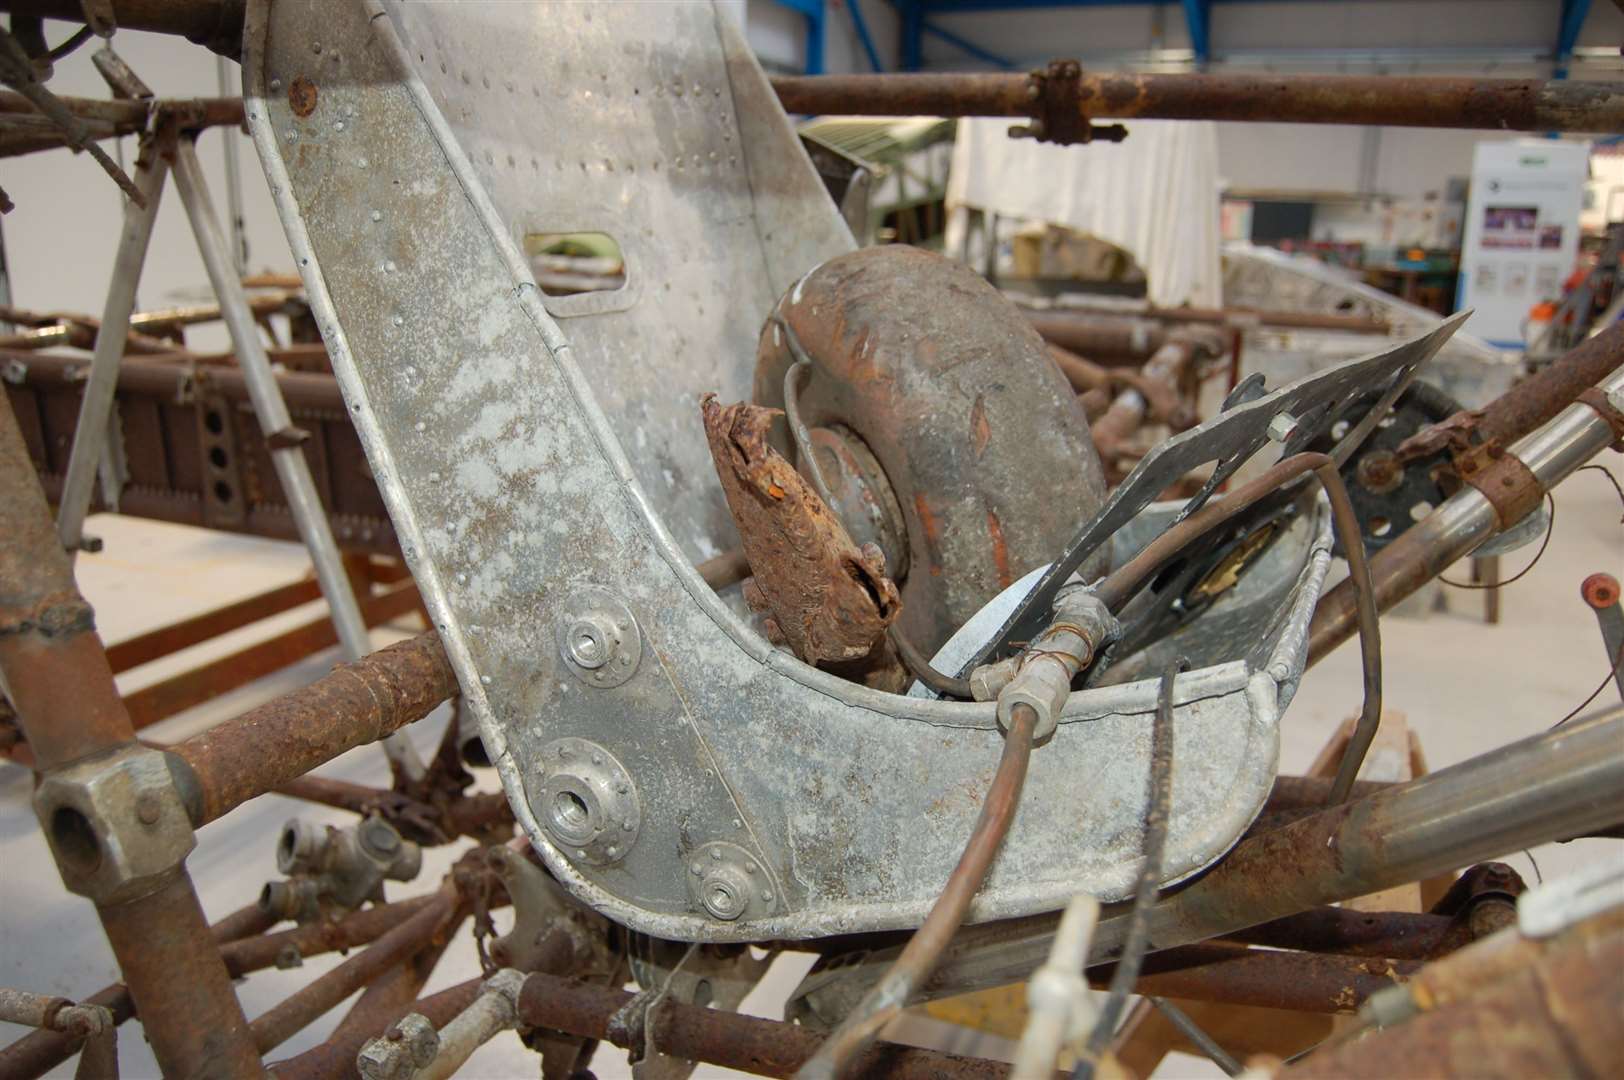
[1182,0,1211,67]
[1555,0,1592,80]
[774,0,827,75]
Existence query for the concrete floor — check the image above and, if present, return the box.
[2,451,1620,1078]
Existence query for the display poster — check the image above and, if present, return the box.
[1458,140,1589,347]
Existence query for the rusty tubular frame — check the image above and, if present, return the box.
[248,889,459,1054]
[0,396,264,1076]
[516,971,1007,1080]
[268,978,484,1080]
[769,71,1624,133]
[0,902,274,1078]
[1280,911,1624,1078]
[1027,312,1169,362]
[1310,358,1624,663]
[162,630,456,826]
[1100,941,1420,1014]
[1222,907,1454,960]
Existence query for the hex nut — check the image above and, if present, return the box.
[1266,411,1300,444]
[33,745,195,905]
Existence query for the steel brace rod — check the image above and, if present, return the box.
[168,134,427,781]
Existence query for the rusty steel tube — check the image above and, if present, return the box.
[0,902,274,1079]
[165,630,456,825]
[1409,322,1624,456]
[0,0,247,54]
[516,971,1005,1080]
[248,891,456,1053]
[1281,916,1624,1078]
[1098,941,1420,1013]
[797,704,1037,1080]
[1027,311,1167,361]
[268,978,483,1080]
[809,709,1624,1017]
[770,71,1624,133]
[0,398,262,1079]
[1221,906,1455,960]
[1310,364,1624,663]
[220,896,439,978]
[1090,338,1198,460]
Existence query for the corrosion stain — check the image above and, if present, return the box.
[912,492,943,577]
[288,76,319,118]
[969,393,991,458]
[701,394,899,668]
[986,509,1012,589]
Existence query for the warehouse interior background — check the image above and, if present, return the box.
[2,2,1622,1078]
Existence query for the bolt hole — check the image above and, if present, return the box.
[1409,500,1434,522]
[553,791,590,831]
[1370,516,1392,538]
[214,481,234,504]
[208,446,229,469]
[204,410,225,435]
[693,979,713,1008]
[51,806,101,872]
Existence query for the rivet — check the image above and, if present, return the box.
[371,210,383,222]
[357,156,368,168]
[622,821,634,832]
[711,848,723,861]
[731,818,742,829]
[428,472,440,482]
[415,421,425,432]
[744,864,756,875]
[455,572,468,585]
[606,845,618,857]
[691,862,702,875]
[333,120,345,132]
[270,78,283,92]
[575,849,585,859]
[592,753,604,765]
[761,891,774,902]
[384,260,397,272]
[312,41,323,54]
[481,674,493,685]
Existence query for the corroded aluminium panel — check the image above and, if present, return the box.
[246,0,1328,942]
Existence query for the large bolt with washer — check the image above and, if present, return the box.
[697,861,752,921]
[564,614,617,670]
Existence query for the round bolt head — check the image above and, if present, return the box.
[700,872,747,920]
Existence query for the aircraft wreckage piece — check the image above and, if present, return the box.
[244,0,1456,941]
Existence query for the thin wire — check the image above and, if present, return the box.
[1552,641,1624,728]
[1522,848,1545,885]
[1072,657,1186,1080]
[45,26,95,63]
[1147,997,1244,1077]
[795,705,1037,1079]
[1439,495,1556,589]
[1577,463,1624,514]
